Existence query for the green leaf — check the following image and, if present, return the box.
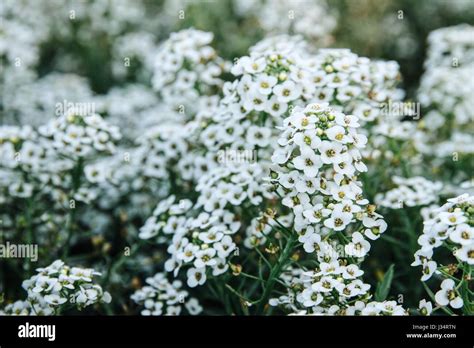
[375,264,395,302]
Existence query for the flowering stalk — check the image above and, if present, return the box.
[258,103,405,315]
[413,194,473,315]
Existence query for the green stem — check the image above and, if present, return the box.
[62,158,84,259]
[24,197,35,276]
[256,232,297,315]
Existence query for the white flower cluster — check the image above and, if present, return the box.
[95,84,161,140]
[131,272,202,315]
[269,103,386,244]
[0,298,52,316]
[270,268,406,315]
[0,125,75,201]
[3,73,94,127]
[0,0,48,65]
[251,0,336,43]
[0,0,159,124]
[151,29,229,115]
[38,108,121,159]
[305,49,403,124]
[419,66,474,131]
[139,195,240,288]
[136,124,189,181]
[196,165,274,212]
[194,42,404,216]
[417,24,474,161]
[195,43,316,211]
[376,176,443,209]
[424,24,474,69]
[266,103,404,314]
[1,260,111,315]
[201,45,311,156]
[111,31,157,79]
[249,35,310,57]
[413,194,474,310]
[137,41,404,297]
[0,125,39,171]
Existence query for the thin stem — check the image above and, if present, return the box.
[256,232,297,315]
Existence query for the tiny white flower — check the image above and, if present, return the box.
[434,279,463,309]
[186,268,207,288]
[418,299,432,316]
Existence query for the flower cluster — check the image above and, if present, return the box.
[305,49,403,124]
[38,108,121,159]
[151,29,229,115]
[418,66,474,132]
[1,260,111,315]
[3,73,94,127]
[0,125,71,202]
[139,195,240,288]
[196,165,274,212]
[417,24,474,163]
[424,24,474,69]
[95,84,161,141]
[413,194,473,312]
[270,268,406,315]
[269,103,386,242]
[240,0,336,44]
[0,298,53,316]
[265,103,402,314]
[131,272,202,315]
[194,42,316,214]
[376,176,443,209]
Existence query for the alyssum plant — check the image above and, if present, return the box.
[0,1,472,316]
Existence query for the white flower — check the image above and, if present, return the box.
[293,148,323,178]
[303,233,321,253]
[324,208,353,232]
[185,298,203,315]
[418,299,432,316]
[345,232,371,257]
[319,141,344,165]
[455,243,474,265]
[411,249,434,267]
[342,264,364,280]
[256,74,278,95]
[420,260,437,281]
[434,279,463,309]
[301,288,323,307]
[273,80,301,103]
[247,126,272,147]
[439,211,467,226]
[186,268,207,288]
[44,294,67,306]
[303,204,325,223]
[326,125,351,144]
[449,224,474,245]
[293,131,321,150]
[267,95,288,117]
[194,248,217,268]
